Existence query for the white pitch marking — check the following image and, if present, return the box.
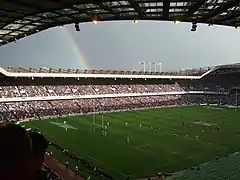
[136,144,149,148]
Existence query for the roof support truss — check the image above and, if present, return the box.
[221,12,240,22]
[0,0,239,46]
[92,2,119,16]
[203,0,240,20]
[186,0,207,17]
[126,0,145,17]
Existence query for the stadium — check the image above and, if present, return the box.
[0,0,240,180]
[1,64,240,180]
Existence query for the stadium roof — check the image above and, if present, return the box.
[0,63,239,79]
[0,0,239,46]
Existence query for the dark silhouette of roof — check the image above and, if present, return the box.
[0,0,239,46]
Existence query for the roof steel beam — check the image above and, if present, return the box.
[203,0,239,20]
[221,12,240,22]
[186,0,207,17]
[126,0,145,17]
[163,0,170,19]
[92,2,119,16]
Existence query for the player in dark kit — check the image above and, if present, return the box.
[126,174,131,180]
[101,128,105,136]
[157,171,163,179]
[182,122,184,127]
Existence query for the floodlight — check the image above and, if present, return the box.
[174,20,181,24]
[92,15,98,24]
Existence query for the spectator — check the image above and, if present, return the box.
[29,131,49,180]
[0,123,34,180]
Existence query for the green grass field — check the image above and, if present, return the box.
[21,106,240,179]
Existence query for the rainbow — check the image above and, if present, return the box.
[63,28,89,69]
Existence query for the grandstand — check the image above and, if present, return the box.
[0,64,238,179]
[0,64,237,123]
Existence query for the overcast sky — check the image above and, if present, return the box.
[0,21,239,72]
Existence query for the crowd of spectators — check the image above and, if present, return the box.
[0,93,237,122]
[0,79,235,121]
[0,123,62,180]
[0,82,229,98]
[0,78,236,123]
